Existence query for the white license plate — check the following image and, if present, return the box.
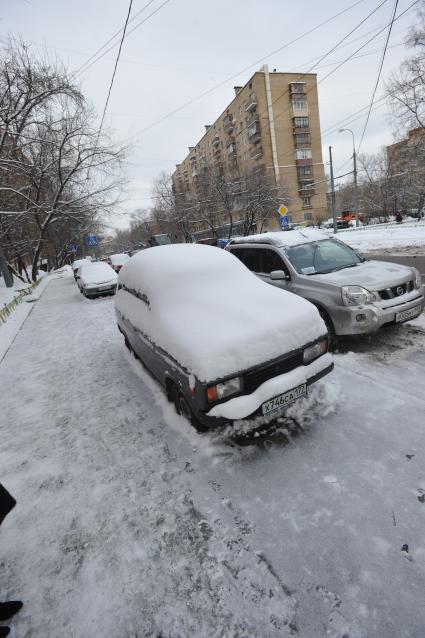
[261,383,307,417]
[98,285,111,290]
[396,305,422,323]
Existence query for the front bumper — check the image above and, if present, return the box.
[196,354,334,430]
[332,292,424,336]
[84,284,117,297]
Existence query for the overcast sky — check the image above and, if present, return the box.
[1,0,419,229]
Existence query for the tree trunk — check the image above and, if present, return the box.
[32,243,42,282]
[0,248,13,287]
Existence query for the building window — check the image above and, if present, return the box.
[298,165,312,176]
[294,116,309,128]
[295,148,312,160]
[290,82,305,93]
[303,198,312,210]
[292,99,308,111]
[295,133,311,145]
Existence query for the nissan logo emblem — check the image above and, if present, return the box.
[396,286,404,296]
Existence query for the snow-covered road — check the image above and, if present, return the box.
[1,273,425,637]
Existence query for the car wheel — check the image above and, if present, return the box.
[173,387,208,433]
[318,308,337,350]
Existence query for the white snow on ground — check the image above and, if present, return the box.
[334,223,425,253]
[0,269,65,362]
[1,276,425,637]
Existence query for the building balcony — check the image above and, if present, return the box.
[213,145,221,156]
[250,143,263,159]
[298,181,315,195]
[212,134,220,146]
[292,125,310,134]
[289,82,306,96]
[246,112,259,127]
[248,127,261,143]
[244,93,257,111]
[223,115,234,133]
[295,158,313,166]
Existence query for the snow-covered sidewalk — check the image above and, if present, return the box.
[1,275,425,637]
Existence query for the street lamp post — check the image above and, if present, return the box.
[339,128,360,228]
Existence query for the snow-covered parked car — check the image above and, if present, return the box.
[78,262,118,298]
[226,230,424,338]
[71,258,92,281]
[115,244,333,431]
[108,253,130,273]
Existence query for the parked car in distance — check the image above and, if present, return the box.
[108,253,130,273]
[115,244,333,431]
[78,262,118,298]
[72,258,92,281]
[226,230,424,338]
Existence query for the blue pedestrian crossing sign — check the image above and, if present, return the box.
[279,215,289,229]
[85,235,98,247]
[68,244,77,253]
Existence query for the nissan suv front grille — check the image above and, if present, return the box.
[378,280,414,300]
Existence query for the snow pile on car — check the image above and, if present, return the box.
[116,244,327,382]
[229,228,329,248]
[109,253,130,265]
[79,262,117,284]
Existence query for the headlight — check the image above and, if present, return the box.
[341,285,375,306]
[412,267,422,290]
[206,376,242,403]
[303,339,328,364]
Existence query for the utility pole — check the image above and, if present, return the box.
[329,146,338,234]
[339,128,360,227]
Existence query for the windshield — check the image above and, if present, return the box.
[285,239,363,275]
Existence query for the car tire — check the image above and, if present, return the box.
[318,307,337,351]
[173,386,208,433]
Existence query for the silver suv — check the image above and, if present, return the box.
[226,229,424,337]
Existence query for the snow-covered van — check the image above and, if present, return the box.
[115,244,333,431]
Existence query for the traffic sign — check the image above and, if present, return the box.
[85,235,98,247]
[279,215,289,229]
[278,204,288,216]
[68,244,77,253]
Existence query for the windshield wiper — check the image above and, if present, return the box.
[309,262,361,275]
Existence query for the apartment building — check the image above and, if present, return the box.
[387,127,425,168]
[172,65,328,237]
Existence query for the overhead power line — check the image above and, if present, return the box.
[76,0,173,77]
[358,0,399,150]
[94,0,134,150]
[128,0,368,142]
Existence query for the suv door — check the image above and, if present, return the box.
[230,246,291,290]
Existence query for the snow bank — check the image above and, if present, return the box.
[335,224,425,252]
[116,244,327,382]
[79,262,117,285]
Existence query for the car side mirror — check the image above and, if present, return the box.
[270,270,290,280]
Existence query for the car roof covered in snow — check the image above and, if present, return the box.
[115,244,326,382]
[72,258,91,268]
[228,229,330,248]
[79,262,117,284]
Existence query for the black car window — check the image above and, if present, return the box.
[229,248,261,272]
[257,249,288,275]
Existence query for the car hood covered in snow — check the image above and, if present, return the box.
[79,263,118,285]
[311,259,414,288]
[116,244,327,382]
